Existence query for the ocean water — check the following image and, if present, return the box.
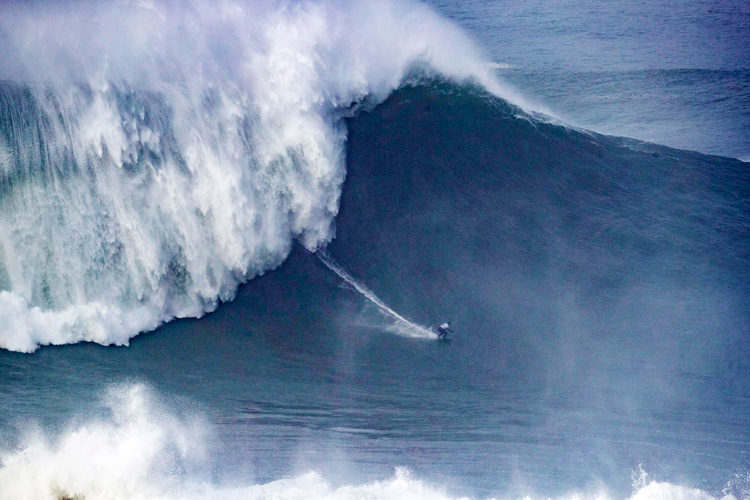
[0,1,748,499]
[425,0,750,160]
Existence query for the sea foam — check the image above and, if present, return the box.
[0,384,740,500]
[0,0,506,351]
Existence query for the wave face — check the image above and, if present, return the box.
[0,0,503,352]
[334,82,750,334]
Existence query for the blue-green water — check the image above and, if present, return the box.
[0,1,748,499]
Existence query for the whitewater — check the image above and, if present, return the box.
[0,384,743,500]
[0,0,512,352]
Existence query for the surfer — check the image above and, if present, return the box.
[436,322,453,340]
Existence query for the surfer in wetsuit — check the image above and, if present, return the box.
[437,322,453,339]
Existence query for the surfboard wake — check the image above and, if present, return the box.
[316,251,436,339]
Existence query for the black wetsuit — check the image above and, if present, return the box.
[437,324,453,339]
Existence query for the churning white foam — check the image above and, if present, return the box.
[0,384,207,500]
[0,383,464,499]
[0,384,741,500]
[0,0,510,351]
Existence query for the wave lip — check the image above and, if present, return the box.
[0,0,506,352]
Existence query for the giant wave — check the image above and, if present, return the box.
[0,0,512,352]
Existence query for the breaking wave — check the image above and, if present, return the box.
[0,384,744,500]
[0,0,507,351]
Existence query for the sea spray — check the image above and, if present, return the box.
[316,250,436,339]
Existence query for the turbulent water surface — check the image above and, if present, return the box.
[0,1,748,499]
